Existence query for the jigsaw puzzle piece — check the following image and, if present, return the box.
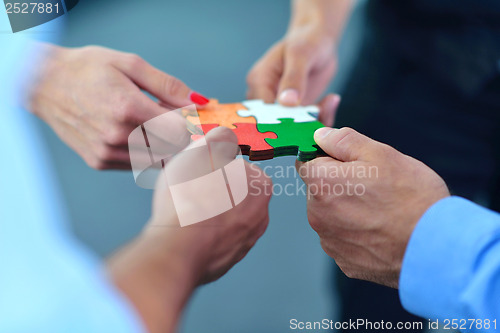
[232,123,277,160]
[191,124,219,140]
[237,100,319,124]
[257,118,326,161]
[186,99,255,129]
[191,123,277,161]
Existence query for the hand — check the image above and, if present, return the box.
[108,128,272,333]
[297,127,450,288]
[247,23,337,107]
[25,44,206,170]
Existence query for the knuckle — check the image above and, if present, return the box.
[343,268,356,279]
[335,127,358,148]
[105,128,129,146]
[283,66,305,83]
[307,211,324,233]
[380,143,400,160]
[87,157,107,170]
[288,43,310,57]
[162,75,183,97]
[114,96,136,123]
[124,53,145,71]
[246,71,257,85]
[80,45,103,55]
[96,145,115,163]
[246,67,264,86]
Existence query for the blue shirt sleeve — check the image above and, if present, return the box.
[400,196,500,329]
[0,11,145,333]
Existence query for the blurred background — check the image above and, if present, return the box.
[35,0,365,331]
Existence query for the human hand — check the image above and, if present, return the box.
[108,127,272,333]
[25,44,207,170]
[247,23,338,107]
[148,126,273,284]
[297,127,450,288]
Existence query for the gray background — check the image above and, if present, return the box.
[36,0,365,331]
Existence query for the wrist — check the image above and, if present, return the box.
[289,12,335,40]
[24,43,65,117]
[289,0,353,43]
[108,229,199,333]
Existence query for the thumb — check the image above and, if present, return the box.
[277,52,310,106]
[116,55,208,107]
[169,127,239,183]
[314,127,384,162]
[192,127,240,169]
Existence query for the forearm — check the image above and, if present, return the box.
[289,0,354,41]
[108,229,198,333]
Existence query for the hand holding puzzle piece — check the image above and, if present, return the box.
[188,99,326,162]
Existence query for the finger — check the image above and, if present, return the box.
[191,126,240,169]
[97,162,133,171]
[126,101,192,169]
[302,60,337,105]
[295,156,342,184]
[313,127,385,162]
[246,83,277,104]
[278,51,310,106]
[317,94,341,126]
[115,55,204,107]
[165,127,239,185]
[246,43,284,103]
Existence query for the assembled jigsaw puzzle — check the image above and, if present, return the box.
[187,99,326,162]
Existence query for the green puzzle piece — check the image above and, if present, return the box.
[257,118,325,162]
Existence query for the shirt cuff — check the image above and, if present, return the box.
[399,196,500,320]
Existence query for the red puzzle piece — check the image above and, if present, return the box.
[192,123,277,161]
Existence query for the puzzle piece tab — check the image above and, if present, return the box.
[237,100,319,124]
[257,118,326,161]
[192,123,278,161]
[186,99,255,129]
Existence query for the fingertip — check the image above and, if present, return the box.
[314,127,336,144]
[205,126,238,145]
[318,93,342,126]
[278,89,300,106]
[189,91,210,106]
[331,94,342,112]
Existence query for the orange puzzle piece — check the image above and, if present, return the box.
[186,99,255,129]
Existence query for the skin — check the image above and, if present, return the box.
[26,40,339,171]
[247,0,353,114]
[297,127,450,288]
[108,128,273,333]
[25,44,198,170]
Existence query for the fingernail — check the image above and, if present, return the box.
[189,91,210,105]
[332,94,341,107]
[324,95,337,112]
[314,127,335,141]
[279,89,300,105]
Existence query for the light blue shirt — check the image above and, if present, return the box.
[0,11,143,333]
[400,196,500,331]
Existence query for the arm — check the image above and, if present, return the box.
[289,0,352,43]
[247,0,353,120]
[24,43,208,170]
[107,229,197,333]
[401,196,500,324]
[108,127,272,333]
[298,127,500,327]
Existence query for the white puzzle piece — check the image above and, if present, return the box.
[237,100,319,124]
